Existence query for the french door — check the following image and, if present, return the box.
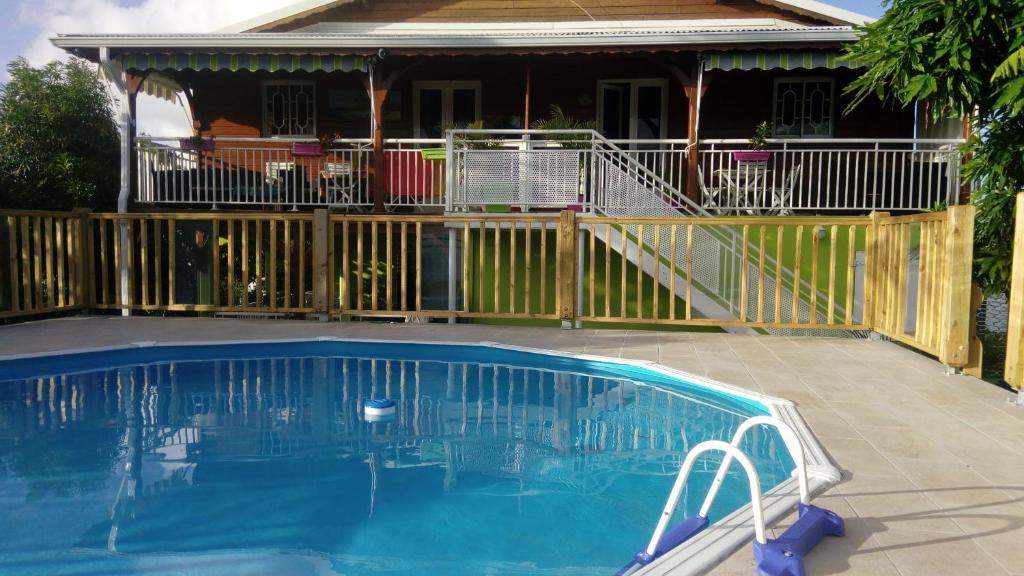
[413,81,482,139]
[597,79,669,143]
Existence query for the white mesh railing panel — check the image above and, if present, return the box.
[461,149,582,207]
[463,150,521,205]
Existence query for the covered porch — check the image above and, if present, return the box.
[56,25,964,215]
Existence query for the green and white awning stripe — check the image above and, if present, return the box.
[703,51,864,72]
[118,53,370,74]
[98,65,182,103]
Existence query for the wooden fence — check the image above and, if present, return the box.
[870,206,975,367]
[1,210,88,320]
[1006,193,1024,390]
[0,207,979,369]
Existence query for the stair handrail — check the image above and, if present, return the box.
[589,134,708,217]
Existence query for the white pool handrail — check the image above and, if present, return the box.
[644,440,768,558]
[698,416,809,519]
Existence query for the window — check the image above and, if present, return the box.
[263,81,316,137]
[773,78,834,137]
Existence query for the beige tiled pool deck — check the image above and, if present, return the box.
[1,317,1022,576]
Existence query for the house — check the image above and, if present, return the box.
[40,0,973,330]
[52,0,964,217]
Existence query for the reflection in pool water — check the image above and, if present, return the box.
[0,348,792,575]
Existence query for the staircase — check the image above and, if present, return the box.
[448,129,845,329]
[589,134,844,330]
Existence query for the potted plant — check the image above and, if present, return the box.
[732,121,772,162]
[293,133,339,157]
[179,133,215,151]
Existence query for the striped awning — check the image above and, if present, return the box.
[117,52,369,74]
[99,66,181,103]
[703,51,864,72]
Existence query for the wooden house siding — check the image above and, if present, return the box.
[259,0,828,31]
[189,58,912,143]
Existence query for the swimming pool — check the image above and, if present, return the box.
[0,340,814,575]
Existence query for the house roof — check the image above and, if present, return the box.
[221,0,875,33]
[52,25,858,58]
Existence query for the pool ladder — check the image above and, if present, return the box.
[618,416,844,576]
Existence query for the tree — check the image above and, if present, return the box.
[844,0,1024,295]
[0,57,119,211]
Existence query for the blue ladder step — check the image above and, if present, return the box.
[617,515,709,575]
[753,504,844,576]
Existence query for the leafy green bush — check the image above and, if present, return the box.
[0,58,119,211]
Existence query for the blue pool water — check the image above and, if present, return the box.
[0,341,794,575]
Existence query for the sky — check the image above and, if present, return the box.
[0,0,888,135]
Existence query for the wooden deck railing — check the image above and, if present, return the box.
[1005,193,1024,390]
[0,207,979,370]
[1,210,88,319]
[870,206,975,367]
[576,215,871,330]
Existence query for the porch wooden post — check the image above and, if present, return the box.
[524,59,532,129]
[683,83,706,204]
[361,61,417,213]
[371,84,388,213]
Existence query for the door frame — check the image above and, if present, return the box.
[413,81,483,139]
[596,78,670,141]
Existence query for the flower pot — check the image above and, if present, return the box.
[179,138,215,151]
[293,142,323,157]
[732,150,771,162]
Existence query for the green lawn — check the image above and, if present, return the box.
[464,228,721,332]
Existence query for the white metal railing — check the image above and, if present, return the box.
[609,139,689,199]
[136,137,448,209]
[447,130,597,212]
[699,139,964,213]
[383,138,447,209]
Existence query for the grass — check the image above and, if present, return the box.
[464,228,722,332]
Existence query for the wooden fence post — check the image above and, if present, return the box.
[1005,192,1024,390]
[863,211,888,330]
[938,204,976,368]
[72,208,92,309]
[556,210,578,327]
[312,209,331,320]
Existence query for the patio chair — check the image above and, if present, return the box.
[768,164,802,216]
[321,162,356,206]
[697,165,727,215]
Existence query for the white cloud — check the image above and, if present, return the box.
[18,0,300,135]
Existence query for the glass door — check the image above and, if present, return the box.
[600,83,630,140]
[598,79,668,145]
[414,82,482,139]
